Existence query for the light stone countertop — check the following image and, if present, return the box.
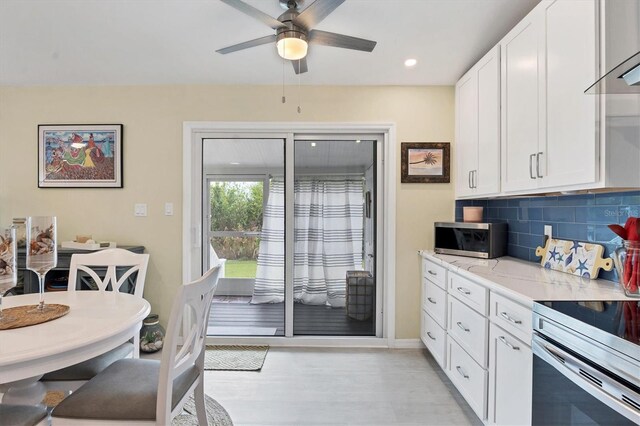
[419,250,634,308]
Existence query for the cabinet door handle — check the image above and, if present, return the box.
[473,170,477,188]
[456,286,471,295]
[426,331,436,340]
[468,170,472,189]
[499,335,520,351]
[500,311,522,325]
[536,152,543,178]
[427,270,437,276]
[529,154,537,179]
[427,297,437,304]
[456,321,470,332]
[456,366,469,379]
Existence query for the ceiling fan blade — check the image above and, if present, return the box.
[219,0,287,30]
[292,57,309,74]
[308,30,377,52]
[293,0,345,30]
[216,35,277,54]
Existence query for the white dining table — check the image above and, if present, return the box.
[0,291,150,385]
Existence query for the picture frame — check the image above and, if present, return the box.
[401,142,450,183]
[38,124,123,188]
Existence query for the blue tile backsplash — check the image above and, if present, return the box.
[455,191,640,282]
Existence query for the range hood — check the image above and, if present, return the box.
[586,51,640,94]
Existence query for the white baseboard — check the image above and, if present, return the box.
[205,336,390,348]
[389,338,424,349]
[204,336,426,349]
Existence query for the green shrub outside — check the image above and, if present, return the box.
[210,181,263,261]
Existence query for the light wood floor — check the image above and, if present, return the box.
[203,347,482,426]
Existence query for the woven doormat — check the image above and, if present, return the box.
[173,394,233,426]
[204,345,269,371]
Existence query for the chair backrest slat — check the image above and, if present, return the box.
[156,265,221,424]
[67,248,149,297]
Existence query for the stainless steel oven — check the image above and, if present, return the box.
[532,301,640,425]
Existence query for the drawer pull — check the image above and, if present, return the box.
[499,335,520,351]
[456,321,470,332]
[426,331,436,340]
[427,297,437,304]
[428,270,438,276]
[456,286,471,295]
[500,311,522,325]
[455,366,469,379]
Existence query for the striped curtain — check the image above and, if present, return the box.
[251,178,364,307]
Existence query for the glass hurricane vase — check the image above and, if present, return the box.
[26,216,57,312]
[613,240,640,298]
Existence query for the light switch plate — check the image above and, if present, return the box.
[164,202,173,216]
[134,203,147,217]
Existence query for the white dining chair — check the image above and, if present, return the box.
[0,404,48,426]
[41,248,150,382]
[50,264,221,425]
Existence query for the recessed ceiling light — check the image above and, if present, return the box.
[404,58,417,67]
[230,162,240,165]
[356,140,361,144]
[311,142,316,147]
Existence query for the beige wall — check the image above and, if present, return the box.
[0,85,455,339]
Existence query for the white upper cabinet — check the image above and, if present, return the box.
[500,7,544,193]
[476,49,502,196]
[540,0,598,189]
[455,46,501,198]
[454,0,638,199]
[501,0,599,194]
[455,70,479,198]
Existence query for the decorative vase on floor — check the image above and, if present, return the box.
[140,314,165,353]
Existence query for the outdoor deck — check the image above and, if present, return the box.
[207,297,375,336]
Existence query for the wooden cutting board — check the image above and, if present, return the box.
[535,238,613,279]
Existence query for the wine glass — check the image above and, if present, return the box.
[26,216,57,312]
[0,227,17,322]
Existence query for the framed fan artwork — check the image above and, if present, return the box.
[401,142,450,183]
[38,124,123,188]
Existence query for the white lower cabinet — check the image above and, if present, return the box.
[448,296,488,367]
[422,278,447,328]
[447,338,488,420]
[488,323,532,425]
[420,258,533,424]
[421,259,448,369]
[421,309,447,369]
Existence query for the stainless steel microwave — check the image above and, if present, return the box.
[434,222,508,259]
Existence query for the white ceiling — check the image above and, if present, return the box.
[0,0,540,87]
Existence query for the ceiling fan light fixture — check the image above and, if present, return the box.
[276,32,308,60]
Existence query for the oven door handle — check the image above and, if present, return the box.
[532,335,640,422]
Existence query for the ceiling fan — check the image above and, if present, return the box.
[216,0,377,74]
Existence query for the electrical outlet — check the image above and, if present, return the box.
[164,202,173,216]
[134,203,147,217]
[544,225,553,240]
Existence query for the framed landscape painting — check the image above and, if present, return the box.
[38,124,123,188]
[401,142,450,183]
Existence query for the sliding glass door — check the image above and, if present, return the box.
[293,137,377,336]
[202,134,382,338]
[203,139,285,336]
